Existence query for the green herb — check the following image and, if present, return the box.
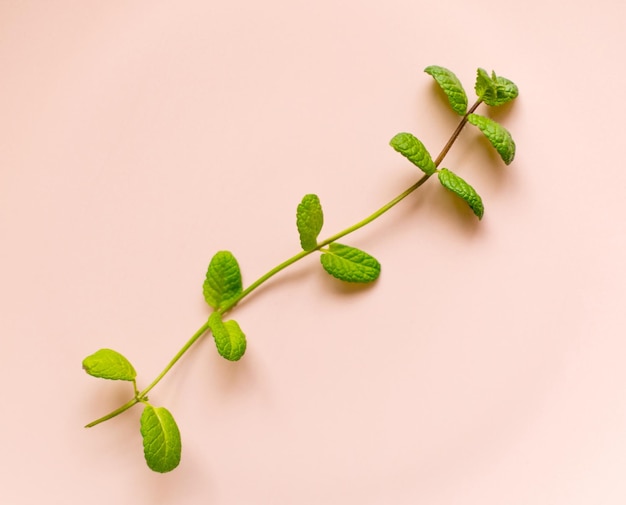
[208,311,247,361]
[320,243,381,283]
[203,250,243,310]
[389,132,437,175]
[140,405,182,473]
[297,194,324,251]
[424,65,468,115]
[82,65,519,472]
[83,348,137,382]
[437,168,485,219]
[467,113,516,165]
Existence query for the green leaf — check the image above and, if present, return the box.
[297,194,324,251]
[467,113,516,165]
[475,68,519,107]
[320,243,381,283]
[82,348,136,381]
[424,65,468,115]
[389,132,437,175]
[140,405,182,473]
[491,72,519,106]
[437,168,484,219]
[208,311,247,361]
[203,251,243,310]
[475,68,495,104]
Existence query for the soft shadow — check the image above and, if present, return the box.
[430,186,484,238]
[424,84,462,130]
[483,98,517,121]
[208,348,259,395]
[144,452,215,504]
[450,131,511,193]
[319,273,380,296]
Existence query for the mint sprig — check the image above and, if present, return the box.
[82,65,520,473]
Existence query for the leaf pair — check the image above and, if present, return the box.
[203,252,247,360]
[389,132,484,219]
[424,65,517,165]
[296,194,381,283]
[425,65,518,114]
[82,349,182,473]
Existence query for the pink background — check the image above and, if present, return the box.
[2,1,626,503]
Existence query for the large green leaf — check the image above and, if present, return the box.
[203,251,243,310]
[208,311,247,361]
[140,405,182,473]
[424,65,468,115]
[82,348,136,381]
[467,113,516,165]
[389,132,437,175]
[320,243,381,283]
[296,194,324,251]
[437,168,484,219]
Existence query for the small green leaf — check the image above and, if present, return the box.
[467,113,516,165]
[203,251,243,310]
[140,405,182,473]
[424,65,468,115]
[389,133,437,175]
[437,168,484,219]
[491,72,519,106]
[475,68,519,107]
[320,243,381,283]
[474,68,495,103]
[297,194,324,251]
[208,312,247,361]
[82,348,136,381]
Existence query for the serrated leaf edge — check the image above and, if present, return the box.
[203,251,243,310]
[467,113,516,165]
[208,311,247,361]
[140,405,182,473]
[320,243,381,283]
[82,348,137,381]
[389,132,437,175]
[296,194,324,252]
[424,65,468,116]
[437,168,484,219]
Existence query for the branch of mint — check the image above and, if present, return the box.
[82,66,519,472]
